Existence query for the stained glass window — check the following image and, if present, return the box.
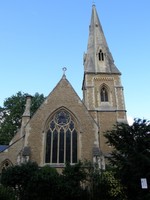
[45,109,77,164]
[66,130,71,163]
[59,128,64,163]
[45,130,51,163]
[72,130,77,163]
[52,130,58,163]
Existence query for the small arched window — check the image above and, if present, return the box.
[98,49,104,61]
[100,87,108,102]
[1,159,13,172]
[45,109,77,164]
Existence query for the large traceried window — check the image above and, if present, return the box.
[45,109,77,164]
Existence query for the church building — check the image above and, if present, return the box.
[0,5,127,171]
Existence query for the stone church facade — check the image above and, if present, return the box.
[0,5,127,171]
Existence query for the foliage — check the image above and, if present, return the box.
[24,165,60,200]
[105,118,150,200]
[60,161,88,200]
[1,162,60,199]
[1,161,88,200]
[0,91,45,144]
[0,161,130,200]
[83,160,127,200]
[0,185,16,200]
[1,162,39,199]
[92,169,127,200]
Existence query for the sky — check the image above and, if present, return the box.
[0,0,150,123]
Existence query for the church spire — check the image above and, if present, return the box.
[84,5,120,74]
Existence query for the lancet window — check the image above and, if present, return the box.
[98,49,104,61]
[45,109,77,164]
[100,87,108,102]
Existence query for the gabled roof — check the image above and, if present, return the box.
[23,75,100,160]
[29,75,99,131]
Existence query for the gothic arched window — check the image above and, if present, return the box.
[100,87,108,102]
[45,109,77,164]
[98,49,104,61]
[1,159,13,172]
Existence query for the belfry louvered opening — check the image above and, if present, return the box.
[98,49,104,61]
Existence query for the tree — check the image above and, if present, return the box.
[83,160,127,200]
[0,185,16,200]
[0,160,128,200]
[92,169,127,200]
[60,161,88,200]
[26,165,60,200]
[1,162,60,200]
[105,118,150,200]
[0,91,45,144]
[0,161,87,200]
[1,162,39,199]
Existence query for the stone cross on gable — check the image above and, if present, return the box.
[62,67,67,79]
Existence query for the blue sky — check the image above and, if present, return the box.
[0,0,150,122]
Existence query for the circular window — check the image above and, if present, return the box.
[54,110,70,125]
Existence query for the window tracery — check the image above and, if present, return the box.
[45,109,77,164]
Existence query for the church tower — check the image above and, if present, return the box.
[82,5,127,155]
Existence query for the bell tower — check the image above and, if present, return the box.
[82,5,127,155]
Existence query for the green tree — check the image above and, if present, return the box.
[0,160,128,200]
[0,185,16,200]
[92,169,127,200]
[83,160,127,200]
[1,162,39,199]
[1,162,87,200]
[60,161,88,200]
[0,91,45,144]
[26,166,60,200]
[1,162,60,200]
[105,118,150,200]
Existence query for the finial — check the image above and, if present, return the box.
[92,1,95,6]
[62,67,67,79]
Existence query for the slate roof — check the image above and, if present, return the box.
[0,145,8,152]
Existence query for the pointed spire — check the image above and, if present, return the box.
[21,95,32,137]
[84,5,120,74]
[22,95,32,117]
